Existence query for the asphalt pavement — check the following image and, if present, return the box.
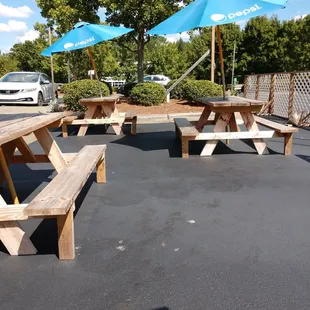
[0,122,310,310]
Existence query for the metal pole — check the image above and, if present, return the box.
[211,26,215,83]
[217,26,226,99]
[48,27,55,102]
[87,47,102,97]
[231,40,236,93]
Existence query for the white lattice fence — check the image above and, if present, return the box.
[244,71,310,125]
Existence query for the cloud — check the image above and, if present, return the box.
[16,30,40,43]
[293,14,307,21]
[0,2,33,18]
[165,30,199,43]
[0,20,28,33]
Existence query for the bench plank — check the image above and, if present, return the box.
[174,118,199,137]
[24,145,106,217]
[254,116,298,133]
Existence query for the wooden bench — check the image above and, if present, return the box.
[62,111,137,137]
[0,144,106,260]
[174,118,199,158]
[254,116,298,155]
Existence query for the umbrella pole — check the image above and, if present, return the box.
[87,47,103,98]
[217,26,226,100]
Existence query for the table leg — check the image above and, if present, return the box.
[34,127,67,173]
[196,107,211,132]
[102,105,123,135]
[77,106,97,137]
[229,113,241,132]
[0,147,19,204]
[15,137,36,163]
[201,113,232,157]
[240,112,269,155]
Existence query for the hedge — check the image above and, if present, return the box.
[62,79,110,111]
[166,79,222,102]
[130,82,166,106]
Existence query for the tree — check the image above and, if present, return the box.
[0,52,19,77]
[99,0,192,82]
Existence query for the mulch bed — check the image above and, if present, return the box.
[117,98,204,115]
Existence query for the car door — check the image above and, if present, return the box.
[42,74,53,101]
[39,75,49,102]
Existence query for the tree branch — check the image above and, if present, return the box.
[117,41,137,53]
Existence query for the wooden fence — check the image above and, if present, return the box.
[244,71,310,125]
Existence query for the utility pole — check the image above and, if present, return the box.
[48,27,55,102]
[231,40,236,93]
[211,26,215,83]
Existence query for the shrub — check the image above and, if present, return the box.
[166,79,190,99]
[182,80,223,102]
[121,82,137,97]
[62,79,110,111]
[130,82,166,106]
[166,79,222,102]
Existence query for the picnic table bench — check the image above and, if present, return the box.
[0,112,107,260]
[62,95,137,137]
[174,96,298,158]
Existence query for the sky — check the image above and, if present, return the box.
[0,0,309,52]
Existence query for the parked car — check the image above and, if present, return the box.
[0,72,56,106]
[143,75,171,86]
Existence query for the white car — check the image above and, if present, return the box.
[143,75,171,86]
[0,72,54,106]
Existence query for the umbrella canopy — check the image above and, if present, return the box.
[148,0,287,35]
[42,22,133,56]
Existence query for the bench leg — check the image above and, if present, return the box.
[96,156,106,183]
[57,207,75,260]
[131,117,137,136]
[284,133,293,156]
[175,124,180,140]
[0,221,37,255]
[62,123,68,138]
[182,137,190,159]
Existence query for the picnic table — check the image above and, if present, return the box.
[174,96,298,158]
[0,112,107,259]
[61,94,137,137]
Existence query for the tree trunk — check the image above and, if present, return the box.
[137,31,145,83]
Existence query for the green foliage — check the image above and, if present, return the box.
[122,82,137,97]
[166,79,222,101]
[0,53,18,77]
[130,82,166,106]
[166,79,190,99]
[62,79,110,111]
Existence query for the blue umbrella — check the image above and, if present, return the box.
[147,0,287,98]
[148,0,287,35]
[42,22,133,56]
[41,22,133,97]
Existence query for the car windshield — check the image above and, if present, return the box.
[1,73,39,83]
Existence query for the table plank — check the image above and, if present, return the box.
[195,96,265,108]
[0,112,69,145]
[80,94,123,105]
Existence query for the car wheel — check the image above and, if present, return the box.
[37,92,44,106]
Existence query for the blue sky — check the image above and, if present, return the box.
[0,0,309,52]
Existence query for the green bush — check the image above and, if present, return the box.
[166,79,190,99]
[166,79,222,102]
[121,82,137,97]
[182,80,222,102]
[62,79,110,111]
[130,82,166,106]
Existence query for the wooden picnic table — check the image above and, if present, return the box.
[77,94,125,136]
[194,96,269,156]
[0,111,71,204]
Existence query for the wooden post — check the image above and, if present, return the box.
[87,47,102,97]
[255,75,260,100]
[243,76,248,98]
[217,26,226,99]
[211,26,215,83]
[269,74,276,114]
[288,73,295,119]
